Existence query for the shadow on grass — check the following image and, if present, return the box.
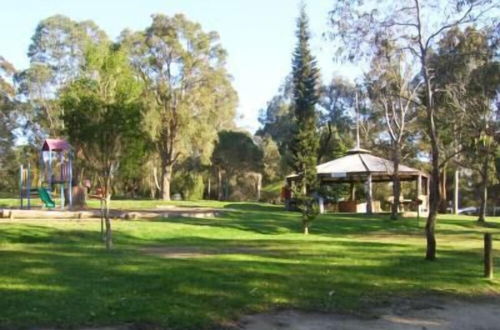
[151,208,422,237]
[0,225,497,329]
[224,203,285,212]
[0,208,499,329]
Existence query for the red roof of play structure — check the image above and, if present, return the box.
[42,139,71,151]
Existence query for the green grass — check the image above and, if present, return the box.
[0,196,228,210]
[0,200,499,329]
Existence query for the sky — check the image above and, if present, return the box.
[0,0,361,133]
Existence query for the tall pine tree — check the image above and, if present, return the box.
[290,6,320,234]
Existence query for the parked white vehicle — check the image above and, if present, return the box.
[458,207,478,215]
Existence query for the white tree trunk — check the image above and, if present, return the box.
[453,169,459,214]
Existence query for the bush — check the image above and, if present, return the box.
[261,181,283,203]
[228,173,259,201]
[172,171,205,200]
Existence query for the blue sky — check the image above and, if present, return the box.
[0,0,361,132]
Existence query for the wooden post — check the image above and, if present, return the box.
[350,183,356,201]
[100,199,105,242]
[366,174,373,215]
[484,233,493,279]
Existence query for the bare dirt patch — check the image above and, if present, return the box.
[239,296,500,330]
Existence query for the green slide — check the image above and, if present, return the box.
[38,188,56,208]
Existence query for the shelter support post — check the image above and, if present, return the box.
[416,174,422,220]
[426,176,430,197]
[417,174,422,196]
[318,196,324,214]
[366,174,373,215]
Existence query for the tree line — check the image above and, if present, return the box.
[0,14,260,203]
[0,2,499,254]
[274,0,498,259]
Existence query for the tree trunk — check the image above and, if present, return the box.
[149,184,155,199]
[439,163,447,213]
[478,160,488,223]
[426,152,440,261]
[391,145,401,220]
[153,167,161,199]
[303,220,309,235]
[161,162,172,201]
[453,169,459,214]
[224,176,230,200]
[217,168,223,201]
[349,183,356,201]
[422,57,440,261]
[78,167,85,186]
[207,176,211,200]
[256,173,262,201]
[366,174,373,215]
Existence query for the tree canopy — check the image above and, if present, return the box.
[124,14,238,200]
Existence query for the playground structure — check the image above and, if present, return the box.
[13,138,221,221]
[19,139,73,209]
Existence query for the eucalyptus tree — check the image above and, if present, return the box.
[0,57,17,191]
[258,135,283,184]
[317,76,354,163]
[367,40,420,220]
[330,0,498,260]
[256,78,295,170]
[463,60,499,222]
[430,27,496,214]
[61,44,145,249]
[122,14,237,200]
[16,15,108,137]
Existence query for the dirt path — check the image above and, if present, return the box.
[34,296,500,329]
[239,296,500,330]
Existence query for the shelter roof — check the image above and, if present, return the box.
[42,139,71,152]
[288,149,427,180]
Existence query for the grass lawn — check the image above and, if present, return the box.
[0,200,499,329]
